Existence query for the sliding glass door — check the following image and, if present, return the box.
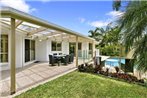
[25,39,35,62]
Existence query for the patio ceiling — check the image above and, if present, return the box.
[0,6,96,43]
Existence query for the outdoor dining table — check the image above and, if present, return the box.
[54,55,66,66]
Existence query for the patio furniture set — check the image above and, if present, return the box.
[49,53,74,66]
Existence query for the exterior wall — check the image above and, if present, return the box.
[62,40,69,55]
[0,28,25,70]
[16,33,24,68]
[36,39,69,62]
[36,40,48,61]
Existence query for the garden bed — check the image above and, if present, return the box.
[78,63,147,86]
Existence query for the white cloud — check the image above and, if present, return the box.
[106,11,124,18]
[0,0,36,13]
[89,20,110,27]
[78,17,86,23]
[88,11,124,28]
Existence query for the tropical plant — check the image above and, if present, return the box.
[99,26,122,56]
[88,27,105,41]
[99,26,121,46]
[113,0,121,11]
[118,1,147,72]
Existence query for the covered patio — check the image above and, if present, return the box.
[0,7,96,96]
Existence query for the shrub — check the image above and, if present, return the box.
[85,64,95,73]
[78,64,86,72]
[78,63,95,73]
[138,79,144,83]
[99,71,108,76]
[78,63,143,84]
[109,73,138,82]
[94,65,102,73]
[109,73,118,78]
[114,66,120,73]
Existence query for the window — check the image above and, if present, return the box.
[52,41,62,51]
[78,43,82,50]
[25,39,35,62]
[0,35,8,62]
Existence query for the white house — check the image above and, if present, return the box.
[0,7,97,94]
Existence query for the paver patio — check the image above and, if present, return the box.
[0,61,81,97]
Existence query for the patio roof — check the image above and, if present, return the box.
[0,6,97,95]
[0,6,96,42]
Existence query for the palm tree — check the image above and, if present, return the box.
[99,26,121,46]
[118,1,147,72]
[113,0,121,11]
[88,27,105,42]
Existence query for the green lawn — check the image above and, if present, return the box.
[15,71,147,98]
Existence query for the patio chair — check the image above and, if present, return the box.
[49,55,57,66]
[61,55,69,65]
[69,53,74,63]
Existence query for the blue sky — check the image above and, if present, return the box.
[1,0,122,36]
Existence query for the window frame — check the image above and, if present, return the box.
[0,34,9,63]
[51,41,62,51]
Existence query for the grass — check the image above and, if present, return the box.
[15,71,147,98]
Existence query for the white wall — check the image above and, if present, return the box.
[36,40,48,61]
[0,28,24,70]
[82,42,89,58]
[62,40,69,55]
[16,33,24,68]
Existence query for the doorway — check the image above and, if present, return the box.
[69,43,76,56]
[25,39,30,62]
[69,42,82,57]
[25,39,35,62]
